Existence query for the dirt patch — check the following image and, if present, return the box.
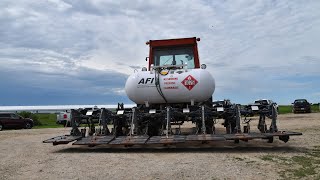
[0,113,319,179]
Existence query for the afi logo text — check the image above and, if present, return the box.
[138,78,155,84]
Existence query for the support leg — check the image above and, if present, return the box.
[166,106,171,138]
[70,109,81,136]
[100,108,110,135]
[269,104,278,132]
[258,114,267,133]
[201,105,206,134]
[130,107,137,136]
[235,104,241,133]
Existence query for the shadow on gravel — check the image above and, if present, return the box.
[53,145,308,154]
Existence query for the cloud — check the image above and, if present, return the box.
[0,0,320,105]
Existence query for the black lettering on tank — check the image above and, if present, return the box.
[145,78,151,83]
[138,78,145,84]
[138,78,155,85]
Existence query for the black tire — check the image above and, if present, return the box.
[0,123,3,131]
[25,122,32,129]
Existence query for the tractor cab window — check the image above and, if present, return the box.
[153,46,195,69]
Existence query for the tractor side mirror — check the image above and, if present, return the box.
[145,57,149,61]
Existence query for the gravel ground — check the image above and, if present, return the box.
[0,113,319,180]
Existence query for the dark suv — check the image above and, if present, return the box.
[292,99,311,113]
[0,113,34,131]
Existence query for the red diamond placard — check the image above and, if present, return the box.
[181,75,198,91]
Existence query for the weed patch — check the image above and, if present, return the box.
[260,147,320,179]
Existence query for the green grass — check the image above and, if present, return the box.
[33,114,101,129]
[260,155,277,162]
[33,113,61,129]
[311,104,320,112]
[278,104,319,114]
[278,105,293,114]
[260,147,320,179]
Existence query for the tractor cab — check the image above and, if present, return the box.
[146,37,201,70]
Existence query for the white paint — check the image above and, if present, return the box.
[217,107,224,112]
[125,69,215,104]
[251,106,259,111]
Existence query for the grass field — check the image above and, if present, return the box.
[260,146,320,179]
[278,104,320,114]
[33,113,61,129]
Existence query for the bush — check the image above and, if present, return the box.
[18,111,42,126]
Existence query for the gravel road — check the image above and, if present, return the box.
[0,113,319,180]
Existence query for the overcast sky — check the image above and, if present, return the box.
[0,0,319,105]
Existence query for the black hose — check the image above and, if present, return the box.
[154,68,167,103]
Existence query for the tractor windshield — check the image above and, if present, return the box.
[153,46,195,69]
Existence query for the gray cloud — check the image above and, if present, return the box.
[0,0,320,104]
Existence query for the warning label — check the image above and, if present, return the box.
[181,75,198,91]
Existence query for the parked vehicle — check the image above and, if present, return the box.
[254,99,279,111]
[0,112,33,131]
[56,108,100,127]
[56,112,71,126]
[292,99,311,113]
[242,99,278,116]
[254,99,278,107]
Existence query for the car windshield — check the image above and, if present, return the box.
[295,99,307,103]
[213,101,224,105]
[254,100,268,105]
[10,114,19,119]
[153,46,195,69]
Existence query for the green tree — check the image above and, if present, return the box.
[18,111,42,126]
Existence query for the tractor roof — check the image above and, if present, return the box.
[147,37,200,48]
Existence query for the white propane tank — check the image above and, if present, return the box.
[125,68,215,104]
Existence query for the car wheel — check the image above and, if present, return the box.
[25,122,32,129]
[0,123,3,131]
